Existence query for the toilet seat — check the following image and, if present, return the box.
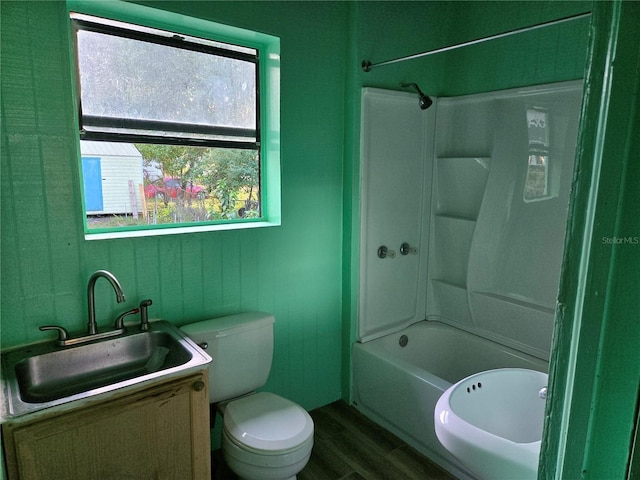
[223,392,314,453]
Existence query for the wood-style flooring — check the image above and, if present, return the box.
[212,400,456,480]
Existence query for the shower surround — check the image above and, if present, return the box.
[354,81,583,477]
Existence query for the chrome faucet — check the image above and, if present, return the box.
[87,270,126,335]
[40,270,128,346]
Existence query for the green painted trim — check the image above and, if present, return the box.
[342,1,360,403]
[260,34,282,228]
[630,412,640,479]
[83,220,280,241]
[67,0,278,49]
[541,1,640,478]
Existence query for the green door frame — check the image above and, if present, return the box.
[540,1,640,478]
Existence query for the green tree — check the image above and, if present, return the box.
[202,149,259,218]
[136,144,259,220]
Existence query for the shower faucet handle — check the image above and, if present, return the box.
[400,243,418,255]
[377,246,396,259]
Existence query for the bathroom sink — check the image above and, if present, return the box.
[1,321,211,417]
[434,368,548,480]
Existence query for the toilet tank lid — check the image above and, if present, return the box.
[181,312,274,338]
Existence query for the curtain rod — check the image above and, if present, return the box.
[362,12,591,72]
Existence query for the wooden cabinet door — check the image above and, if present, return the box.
[3,372,210,480]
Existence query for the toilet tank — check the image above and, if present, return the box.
[181,312,274,403]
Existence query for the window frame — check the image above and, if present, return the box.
[67,0,281,240]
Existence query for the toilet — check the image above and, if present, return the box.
[181,312,314,480]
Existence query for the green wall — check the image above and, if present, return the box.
[1,0,348,411]
[354,1,590,94]
[2,0,637,477]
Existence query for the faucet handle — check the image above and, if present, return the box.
[40,325,70,345]
[400,242,418,255]
[114,308,140,330]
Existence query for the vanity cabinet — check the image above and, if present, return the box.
[2,371,210,480]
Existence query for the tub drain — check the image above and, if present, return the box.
[399,335,408,347]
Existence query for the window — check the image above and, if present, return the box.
[524,106,551,202]
[69,3,280,238]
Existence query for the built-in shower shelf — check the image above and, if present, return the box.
[435,156,490,220]
[430,279,473,326]
[432,278,467,290]
[436,156,492,162]
[434,213,477,222]
[431,215,475,286]
[470,291,555,314]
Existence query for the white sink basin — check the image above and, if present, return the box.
[434,368,548,480]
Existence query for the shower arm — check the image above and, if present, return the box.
[400,82,433,110]
[401,82,427,98]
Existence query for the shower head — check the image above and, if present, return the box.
[401,82,433,110]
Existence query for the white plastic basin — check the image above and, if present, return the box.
[434,368,548,480]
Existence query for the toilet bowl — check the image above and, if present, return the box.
[181,313,314,480]
[222,392,313,480]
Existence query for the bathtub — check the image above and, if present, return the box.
[352,320,548,479]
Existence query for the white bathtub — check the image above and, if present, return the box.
[352,320,548,479]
